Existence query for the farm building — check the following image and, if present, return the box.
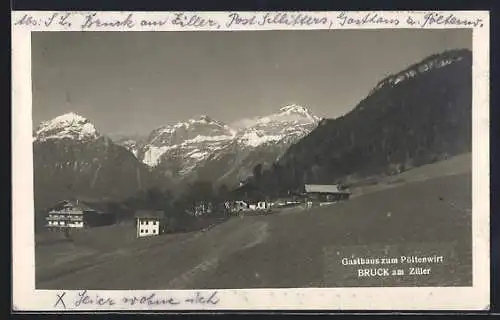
[303,184,351,203]
[135,210,166,238]
[45,199,116,230]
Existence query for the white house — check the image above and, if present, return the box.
[135,210,166,238]
[257,201,271,210]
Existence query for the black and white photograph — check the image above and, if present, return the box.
[11,10,490,311]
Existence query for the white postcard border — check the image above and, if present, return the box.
[11,10,490,311]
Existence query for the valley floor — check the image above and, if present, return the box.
[35,154,473,289]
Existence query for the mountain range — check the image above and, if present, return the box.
[32,48,472,211]
[32,104,321,211]
[115,104,321,188]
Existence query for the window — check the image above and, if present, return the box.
[153,221,157,225]
[145,229,148,233]
[140,229,144,233]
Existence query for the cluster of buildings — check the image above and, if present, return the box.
[43,184,351,239]
[224,200,272,214]
[43,199,167,238]
[221,183,351,215]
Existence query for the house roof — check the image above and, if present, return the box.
[135,210,165,219]
[48,199,106,214]
[304,184,351,194]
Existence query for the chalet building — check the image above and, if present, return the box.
[45,199,116,230]
[303,184,351,204]
[135,210,166,238]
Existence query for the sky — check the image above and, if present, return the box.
[31,29,471,137]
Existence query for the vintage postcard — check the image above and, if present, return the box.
[11,10,490,311]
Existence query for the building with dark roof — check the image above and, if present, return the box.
[303,184,351,202]
[45,199,116,230]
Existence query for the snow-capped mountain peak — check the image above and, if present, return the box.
[279,104,313,116]
[278,104,321,122]
[34,112,100,142]
[197,115,213,123]
[235,105,320,148]
[232,104,320,130]
[136,116,236,168]
[52,112,86,123]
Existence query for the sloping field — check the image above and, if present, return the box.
[36,168,472,289]
[351,153,471,198]
[196,173,472,289]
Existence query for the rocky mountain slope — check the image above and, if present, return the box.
[118,105,321,188]
[33,113,160,212]
[136,116,237,183]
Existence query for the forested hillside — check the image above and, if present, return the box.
[251,49,472,196]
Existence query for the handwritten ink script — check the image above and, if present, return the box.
[225,12,333,28]
[13,11,486,30]
[420,12,484,28]
[53,290,220,310]
[336,11,484,28]
[336,12,401,27]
